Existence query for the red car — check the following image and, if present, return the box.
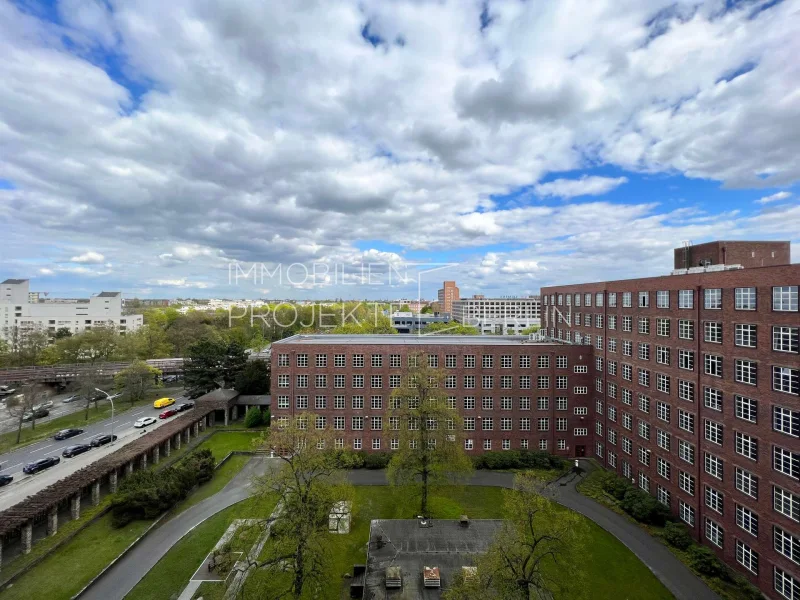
[159,408,178,419]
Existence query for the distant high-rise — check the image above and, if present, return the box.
[437,281,459,314]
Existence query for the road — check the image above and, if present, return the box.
[0,395,189,512]
[0,389,97,435]
[81,459,719,600]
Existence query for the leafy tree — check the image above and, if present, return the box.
[5,382,49,443]
[520,325,541,335]
[247,415,354,599]
[235,359,270,394]
[420,305,433,314]
[2,325,49,366]
[55,327,72,339]
[115,360,162,406]
[78,370,103,420]
[387,352,473,515]
[444,472,588,600]
[184,338,248,396]
[421,321,480,335]
[663,522,693,550]
[399,304,411,312]
[243,406,264,428]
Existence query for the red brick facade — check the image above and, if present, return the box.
[270,338,593,457]
[542,262,799,599]
[673,240,790,270]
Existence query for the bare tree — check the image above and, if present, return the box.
[5,382,49,444]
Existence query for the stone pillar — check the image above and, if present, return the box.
[199,417,205,432]
[21,522,32,555]
[174,432,181,450]
[183,429,190,445]
[164,438,171,457]
[126,461,134,476]
[210,413,216,427]
[70,493,81,520]
[193,421,200,437]
[109,470,118,493]
[141,453,148,470]
[91,481,100,506]
[152,445,160,465]
[224,408,229,427]
[47,507,58,536]
[0,536,3,570]
[233,405,239,421]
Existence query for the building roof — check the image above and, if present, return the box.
[1,279,28,285]
[455,296,540,301]
[272,334,566,346]
[97,291,121,298]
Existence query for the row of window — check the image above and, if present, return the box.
[286,436,573,453]
[546,286,799,311]
[280,353,573,369]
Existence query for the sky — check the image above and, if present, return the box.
[0,0,798,301]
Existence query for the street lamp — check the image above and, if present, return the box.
[95,388,115,445]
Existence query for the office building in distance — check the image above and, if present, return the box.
[437,281,460,314]
[540,240,798,599]
[452,295,541,334]
[0,278,143,341]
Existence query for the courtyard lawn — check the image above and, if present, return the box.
[199,430,263,462]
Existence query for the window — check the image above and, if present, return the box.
[482,354,494,368]
[736,541,758,575]
[371,395,383,410]
[556,375,568,390]
[657,401,670,422]
[353,438,362,450]
[296,354,309,367]
[638,317,650,335]
[315,395,327,410]
[658,486,671,507]
[622,292,632,307]
[623,413,633,430]
[574,406,588,415]
[482,418,493,431]
[704,288,722,309]
[352,354,364,367]
[482,397,493,410]
[426,354,437,368]
[774,366,799,395]
[520,417,530,431]
[705,420,723,444]
[773,286,798,311]
[501,375,513,389]
[680,500,695,526]
[609,292,617,307]
[574,427,588,436]
[608,315,617,330]
[501,397,513,410]
[278,353,289,367]
[278,374,290,388]
[575,364,588,373]
[774,446,799,479]
[557,439,567,450]
[774,567,799,600]
[444,354,457,368]
[371,375,383,389]
[352,396,364,409]
[679,289,694,309]
[371,416,382,431]
[623,317,632,333]
[679,439,695,465]
[464,418,475,431]
[735,287,757,310]
[333,374,345,389]
[370,354,382,368]
[315,354,328,368]
[705,518,723,547]
[735,359,757,385]
[609,406,618,422]
[657,290,670,308]
[639,291,649,308]
[537,355,549,369]
[658,457,671,480]
[519,397,531,410]
[464,375,475,389]
[277,396,289,409]
[464,355,476,368]
[736,468,759,499]
[296,375,309,388]
[679,471,695,495]
[774,406,799,437]
[556,356,568,369]
[501,417,512,431]
[774,485,799,522]
[352,375,364,388]
[732,395,757,423]
[518,355,531,369]
[538,418,550,431]
[704,321,722,343]
[657,318,670,337]
[639,472,650,491]
[678,410,694,433]
[736,432,758,461]
[584,314,591,327]
[352,416,363,430]
[774,326,799,353]
[705,453,723,480]
[705,354,723,377]
[334,396,346,409]
[556,418,567,431]
[538,376,550,389]
[622,388,632,405]
[638,368,650,387]
[638,342,650,361]
[407,355,417,367]
[704,387,723,411]
[657,373,670,394]
[537,397,549,410]
[585,293,592,307]
[679,319,694,340]
[736,505,759,537]
[596,292,604,307]
[638,420,651,440]
[387,354,400,368]
[519,375,531,389]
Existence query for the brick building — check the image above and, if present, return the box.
[541,241,798,600]
[270,334,593,457]
[437,281,460,314]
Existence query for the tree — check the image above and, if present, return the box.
[235,359,270,394]
[183,338,248,396]
[5,382,49,443]
[2,325,49,366]
[520,325,541,335]
[247,415,355,599]
[243,406,263,428]
[420,305,433,314]
[399,304,411,312]
[444,472,588,600]
[386,352,473,515]
[55,327,72,339]
[115,360,162,407]
[421,321,480,335]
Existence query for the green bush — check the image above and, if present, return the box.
[333,449,364,469]
[663,522,693,550]
[687,546,726,578]
[243,407,263,428]
[619,489,671,526]
[472,450,566,471]
[600,472,633,500]
[262,408,271,426]
[111,448,215,527]
[359,451,392,469]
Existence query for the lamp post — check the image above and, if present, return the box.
[95,388,115,445]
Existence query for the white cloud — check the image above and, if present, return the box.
[38,268,54,275]
[148,278,214,289]
[534,176,628,199]
[755,191,792,204]
[69,251,105,264]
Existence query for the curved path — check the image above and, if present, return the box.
[81,458,719,600]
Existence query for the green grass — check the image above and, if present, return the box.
[167,455,251,515]
[126,494,277,600]
[0,385,184,455]
[196,430,263,462]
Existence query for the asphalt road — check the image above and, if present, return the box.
[0,395,188,510]
[0,389,98,435]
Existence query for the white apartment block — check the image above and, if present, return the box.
[0,279,143,341]
[452,296,541,334]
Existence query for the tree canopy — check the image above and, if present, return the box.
[421,321,480,335]
[183,338,248,396]
[235,358,270,394]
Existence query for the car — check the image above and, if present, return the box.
[90,434,118,447]
[153,397,176,409]
[0,474,13,487]
[22,408,49,422]
[32,400,54,411]
[54,428,84,441]
[176,402,195,412]
[61,394,83,403]
[162,375,177,384]
[62,444,92,458]
[159,408,178,419]
[188,389,206,399]
[22,457,60,474]
[0,386,16,396]
[134,416,157,428]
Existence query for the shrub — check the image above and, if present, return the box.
[244,407,263,428]
[663,522,693,550]
[619,489,671,526]
[600,472,633,500]
[333,449,364,469]
[687,546,726,578]
[472,450,566,472]
[360,451,392,469]
[111,448,215,527]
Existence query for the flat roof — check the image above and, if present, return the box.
[365,519,502,598]
[455,296,540,301]
[273,334,566,346]
[1,279,28,284]
[97,291,121,298]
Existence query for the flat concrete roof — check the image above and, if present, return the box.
[365,519,502,598]
[273,334,565,346]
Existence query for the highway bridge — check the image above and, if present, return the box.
[0,359,185,385]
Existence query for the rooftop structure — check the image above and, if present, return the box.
[437,281,460,315]
[452,295,541,335]
[391,311,451,334]
[673,240,790,271]
[272,333,569,346]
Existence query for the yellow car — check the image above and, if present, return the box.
[153,397,176,409]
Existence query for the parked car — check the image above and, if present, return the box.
[23,457,60,474]
[32,400,54,411]
[54,428,84,441]
[0,386,16,396]
[90,434,118,447]
[61,394,83,403]
[162,375,177,384]
[134,416,157,428]
[159,408,178,419]
[0,474,13,487]
[22,408,49,422]
[153,397,175,409]
[62,444,92,458]
[176,402,195,412]
[188,389,206,399]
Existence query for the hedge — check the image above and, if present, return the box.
[472,450,566,471]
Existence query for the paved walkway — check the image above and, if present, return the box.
[80,458,719,600]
